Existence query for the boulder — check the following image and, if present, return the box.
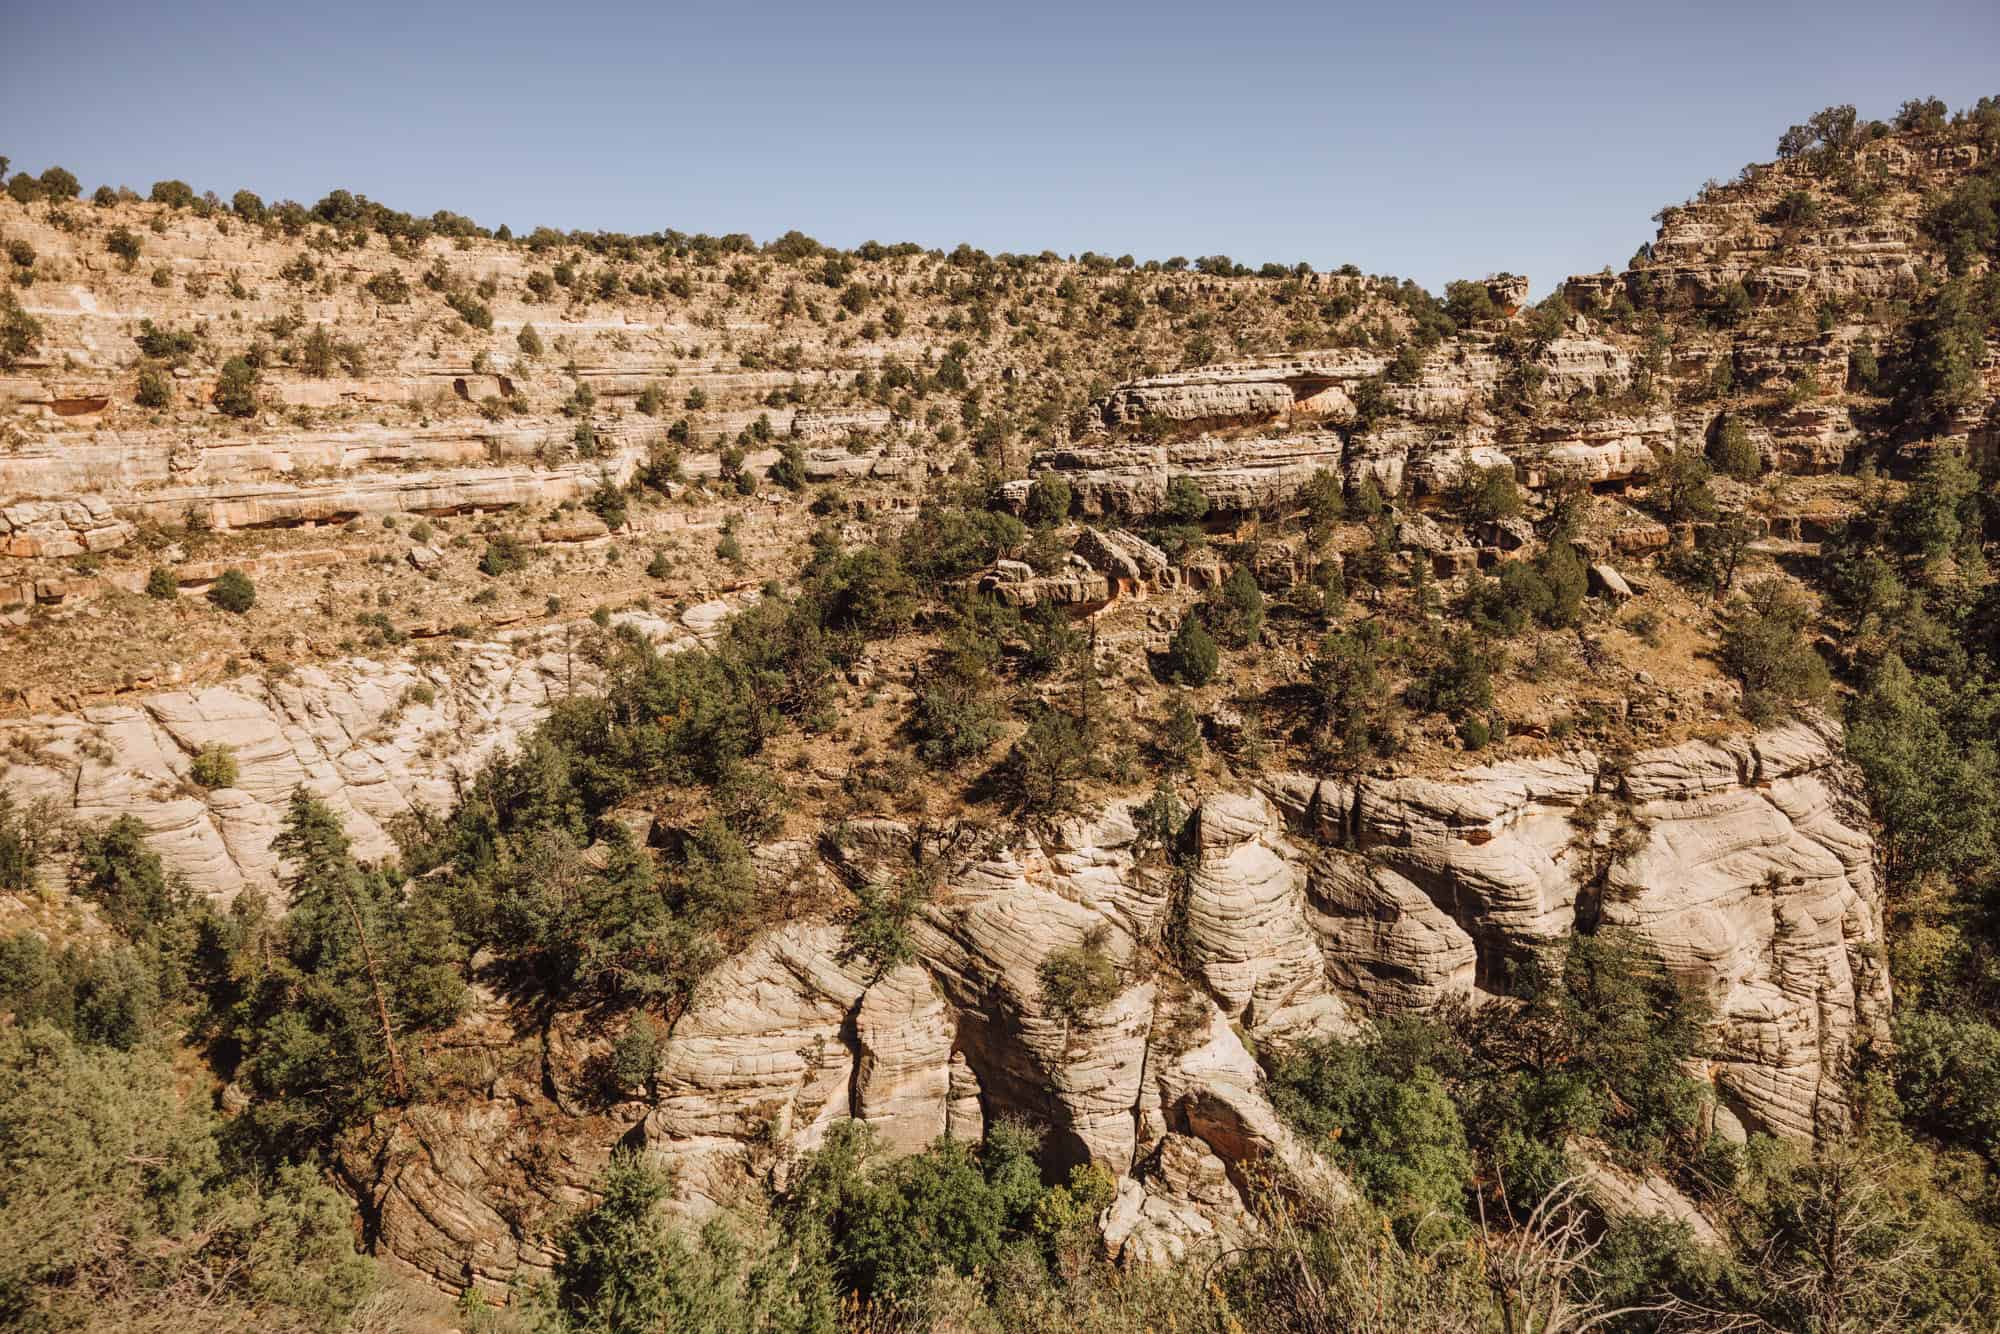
[1589,563,1634,599]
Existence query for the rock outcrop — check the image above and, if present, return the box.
[296,718,1889,1293]
[0,609,700,897]
[1258,718,1888,1139]
[998,431,1346,520]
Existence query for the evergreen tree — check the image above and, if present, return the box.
[1161,612,1219,685]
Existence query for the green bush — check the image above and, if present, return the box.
[1895,1010,2000,1162]
[1464,540,1587,635]
[135,319,199,364]
[1161,475,1209,525]
[1405,631,1499,720]
[803,1120,1045,1303]
[0,1025,375,1330]
[1023,473,1072,527]
[445,291,492,329]
[1038,925,1120,1022]
[1765,189,1820,227]
[1004,701,1095,815]
[767,440,807,491]
[1301,466,1345,538]
[1719,579,1829,720]
[479,533,530,576]
[1709,414,1762,480]
[1307,622,1397,765]
[212,357,259,416]
[0,289,42,369]
[911,638,1003,770]
[1268,1028,1474,1222]
[1206,565,1265,648]
[1019,599,1083,679]
[1444,278,1498,325]
[1895,279,1988,432]
[586,483,628,531]
[1154,694,1204,771]
[0,791,43,893]
[899,498,1026,581]
[801,543,916,638]
[37,166,80,199]
[841,871,932,973]
[188,743,238,789]
[361,269,410,303]
[1160,613,1219,686]
[144,566,178,599]
[134,366,171,408]
[1652,448,1718,521]
[1449,463,1523,522]
[206,567,256,612]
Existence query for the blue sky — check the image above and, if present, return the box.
[4,1,1995,293]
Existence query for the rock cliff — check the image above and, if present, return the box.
[286,711,1886,1295]
[0,608,702,897]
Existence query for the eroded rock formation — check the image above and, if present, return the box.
[0,609,702,897]
[308,715,1887,1295]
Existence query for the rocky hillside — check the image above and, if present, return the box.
[3,99,1999,1333]
[345,720,1887,1296]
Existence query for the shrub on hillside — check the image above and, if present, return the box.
[1,291,43,369]
[479,533,531,576]
[1307,622,1397,765]
[188,743,238,789]
[37,166,80,199]
[206,568,255,613]
[1449,463,1523,523]
[1206,566,1266,648]
[446,291,492,330]
[1709,415,1762,480]
[105,227,142,265]
[1160,612,1219,686]
[1405,631,1499,721]
[212,358,259,417]
[1719,579,1829,720]
[1038,925,1120,1023]
[586,483,628,531]
[1161,475,1209,525]
[767,440,807,491]
[364,269,410,303]
[1023,474,1072,527]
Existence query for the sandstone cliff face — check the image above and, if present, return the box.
[257,707,1888,1294]
[1,603,1886,1290]
[1022,336,1661,520]
[997,130,1996,526]
[0,609,701,897]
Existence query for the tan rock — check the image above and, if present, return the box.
[853,964,952,1155]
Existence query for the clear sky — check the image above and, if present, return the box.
[4,1,1995,294]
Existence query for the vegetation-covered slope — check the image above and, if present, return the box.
[3,93,2000,1332]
